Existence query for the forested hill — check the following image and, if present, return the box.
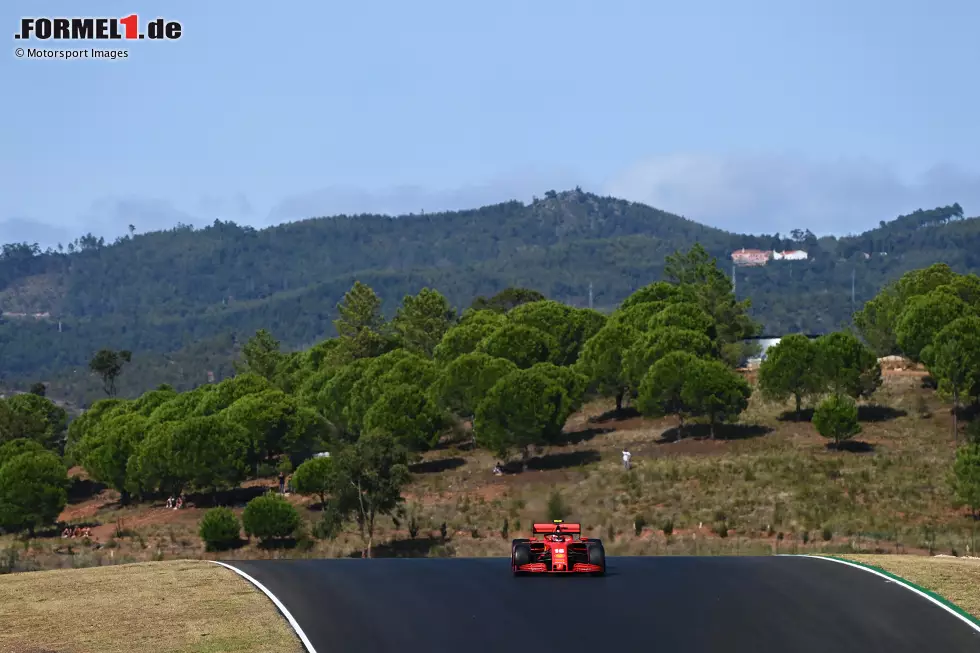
[1,189,978,405]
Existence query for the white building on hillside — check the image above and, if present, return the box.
[772,250,808,261]
[731,249,771,266]
[740,334,821,367]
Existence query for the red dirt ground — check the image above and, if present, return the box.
[57,472,316,542]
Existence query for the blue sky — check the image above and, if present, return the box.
[2,0,979,248]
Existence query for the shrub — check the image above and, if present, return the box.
[291,456,335,508]
[198,507,242,551]
[0,546,19,574]
[296,535,315,552]
[916,395,932,419]
[634,514,647,536]
[662,519,674,537]
[242,492,300,543]
[429,543,455,557]
[312,509,342,540]
[0,450,68,536]
[951,444,980,518]
[822,527,833,541]
[967,419,980,445]
[813,394,862,447]
[546,489,568,522]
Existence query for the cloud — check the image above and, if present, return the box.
[0,217,74,248]
[5,155,979,250]
[197,192,253,217]
[4,196,253,249]
[80,197,209,236]
[266,170,586,223]
[604,153,980,236]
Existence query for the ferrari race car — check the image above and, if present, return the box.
[511,520,605,575]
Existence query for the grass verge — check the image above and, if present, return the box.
[0,560,304,653]
[836,554,980,623]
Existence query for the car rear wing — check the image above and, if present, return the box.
[532,521,581,534]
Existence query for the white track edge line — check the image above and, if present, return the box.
[210,560,319,653]
[780,554,980,636]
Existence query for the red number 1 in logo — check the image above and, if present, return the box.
[120,14,138,39]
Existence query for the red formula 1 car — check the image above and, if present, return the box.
[511,520,605,576]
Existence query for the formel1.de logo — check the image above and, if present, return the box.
[14,15,182,41]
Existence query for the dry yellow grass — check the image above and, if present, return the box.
[0,560,304,653]
[839,555,980,621]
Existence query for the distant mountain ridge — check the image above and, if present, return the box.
[1,189,977,405]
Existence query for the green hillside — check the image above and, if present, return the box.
[1,189,978,406]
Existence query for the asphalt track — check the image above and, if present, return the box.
[226,556,980,653]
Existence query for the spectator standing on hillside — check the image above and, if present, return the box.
[622,448,632,470]
[278,471,286,494]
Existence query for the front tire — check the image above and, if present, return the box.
[586,541,605,576]
[512,543,531,575]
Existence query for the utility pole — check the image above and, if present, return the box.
[731,263,736,295]
[588,282,593,310]
[851,267,856,310]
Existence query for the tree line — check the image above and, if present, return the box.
[760,262,980,515]
[2,246,979,553]
[849,263,980,517]
[2,190,979,406]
